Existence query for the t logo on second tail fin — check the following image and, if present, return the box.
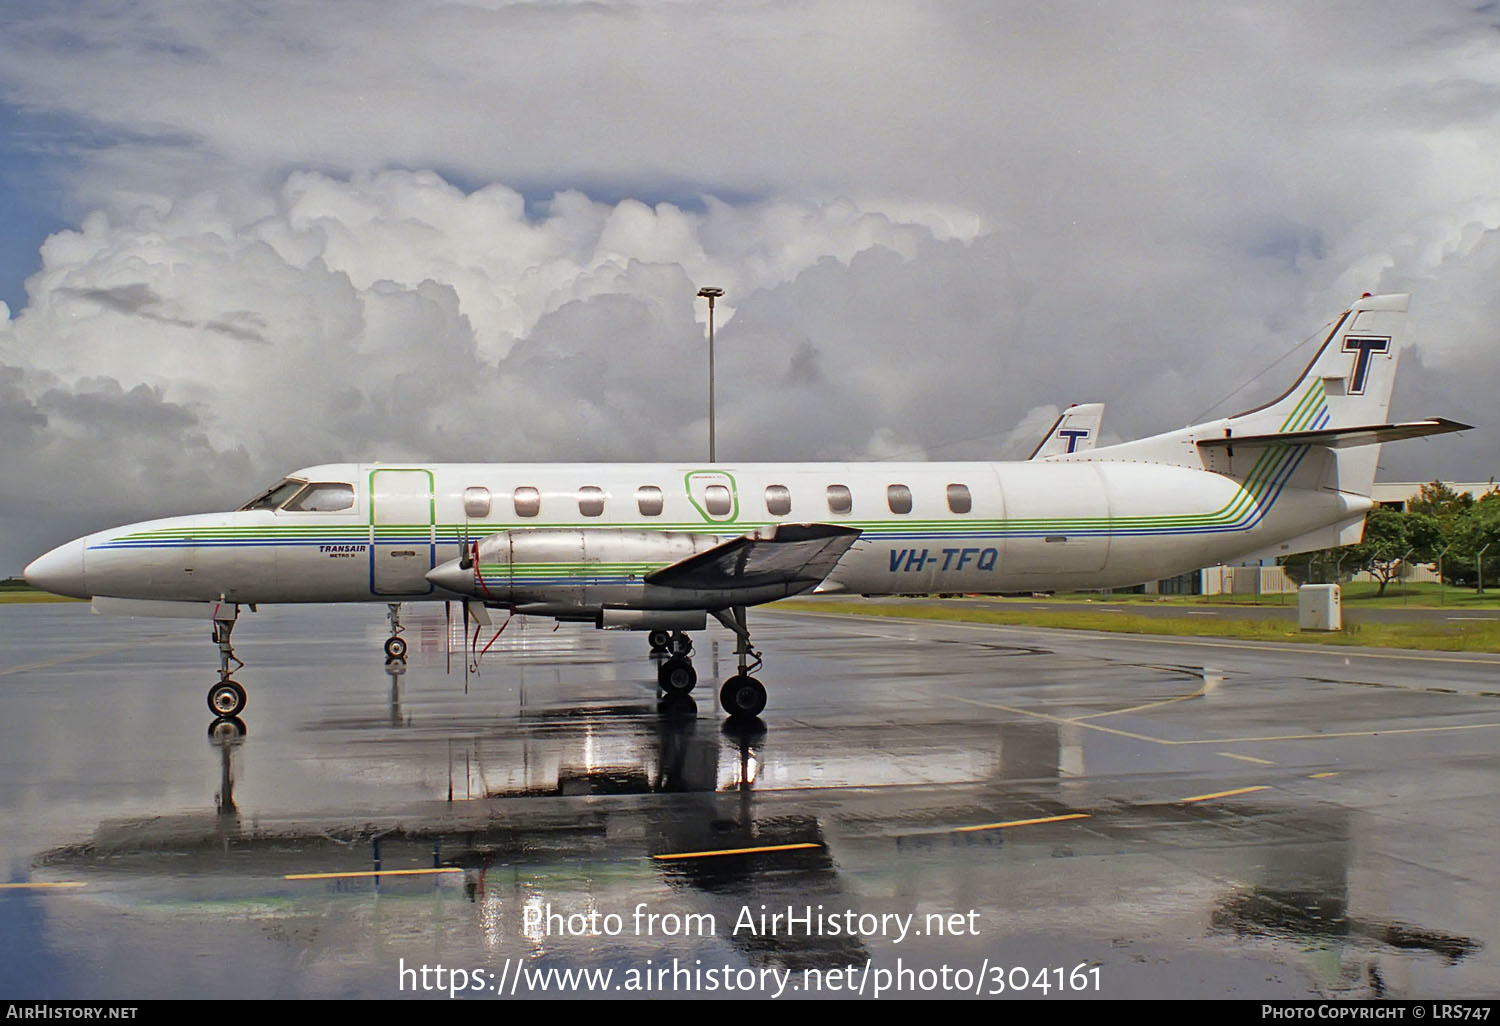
[1058,428,1091,453]
[1342,336,1391,395]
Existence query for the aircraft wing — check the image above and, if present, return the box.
[1030,403,1104,459]
[1196,418,1471,451]
[646,523,861,594]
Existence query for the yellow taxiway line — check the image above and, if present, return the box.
[284,867,465,881]
[652,843,821,861]
[1218,751,1277,766]
[1181,785,1270,803]
[954,813,1092,833]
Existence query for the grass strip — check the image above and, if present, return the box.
[771,599,1500,653]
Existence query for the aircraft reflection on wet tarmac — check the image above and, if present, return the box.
[33,683,1482,995]
[4,603,1497,997]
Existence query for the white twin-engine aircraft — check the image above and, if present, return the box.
[23,293,1467,720]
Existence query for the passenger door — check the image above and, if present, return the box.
[371,469,435,595]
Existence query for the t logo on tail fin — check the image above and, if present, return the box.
[1342,335,1391,394]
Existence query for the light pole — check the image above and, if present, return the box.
[697,286,724,462]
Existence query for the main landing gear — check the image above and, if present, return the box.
[656,631,697,696]
[649,629,693,657]
[206,604,247,719]
[384,603,408,662]
[652,615,766,719]
[713,606,766,719]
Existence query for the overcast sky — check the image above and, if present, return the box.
[1,1,1497,571]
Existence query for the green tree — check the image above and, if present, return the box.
[1344,508,1442,595]
[1444,491,1500,589]
[1407,480,1476,523]
[1279,508,1442,594]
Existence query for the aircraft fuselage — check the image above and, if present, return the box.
[37,453,1369,610]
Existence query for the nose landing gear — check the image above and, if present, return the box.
[206,604,247,719]
[384,603,408,662]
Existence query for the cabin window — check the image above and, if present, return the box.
[765,484,792,516]
[704,484,732,516]
[282,482,355,513]
[826,484,852,514]
[579,486,606,517]
[463,487,491,519]
[636,486,664,516]
[513,486,541,518]
[240,478,306,511]
[946,483,972,514]
[886,484,913,515]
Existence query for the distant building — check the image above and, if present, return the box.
[1370,481,1496,511]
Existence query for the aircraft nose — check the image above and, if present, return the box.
[23,538,91,599]
[426,559,477,596]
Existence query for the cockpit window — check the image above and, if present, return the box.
[282,482,356,512]
[240,479,307,511]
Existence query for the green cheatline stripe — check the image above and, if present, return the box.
[483,563,668,572]
[1280,379,1326,433]
[120,529,369,538]
[116,388,1328,545]
[125,440,1291,541]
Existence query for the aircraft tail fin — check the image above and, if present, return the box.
[1222,292,1408,439]
[1081,294,1425,499]
[1030,403,1104,460]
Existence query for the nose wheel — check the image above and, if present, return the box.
[208,680,247,717]
[384,603,408,662]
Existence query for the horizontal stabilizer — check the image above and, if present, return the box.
[1196,418,1471,451]
[646,523,861,593]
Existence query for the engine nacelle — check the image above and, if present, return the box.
[429,528,724,609]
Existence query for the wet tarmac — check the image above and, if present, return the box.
[1,601,1496,999]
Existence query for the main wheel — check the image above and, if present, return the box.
[719,675,766,718]
[648,630,671,651]
[384,636,408,661]
[658,657,697,694]
[670,632,693,657]
[207,680,247,718]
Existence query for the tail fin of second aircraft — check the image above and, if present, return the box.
[1029,403,1104,460]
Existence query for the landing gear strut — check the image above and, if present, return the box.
[206,604,247,718]
[384,602,408,662]
[713,606,766,719]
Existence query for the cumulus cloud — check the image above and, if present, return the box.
[0,171,1003,565]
